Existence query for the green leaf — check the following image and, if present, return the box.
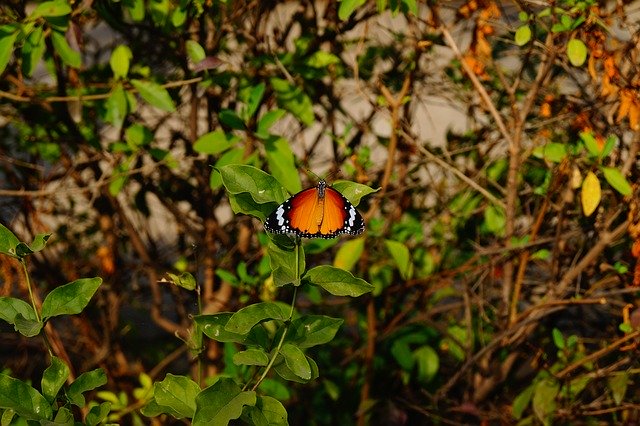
[608,373,629,405]
[225,302,289,335]
[130,79,176,112]
[304,265,373,297]
[242,396,288,426]
[384,239,413,280]
[270,77,314,125]
[483,205,505,236]
[0,223,20,257]
[29,0,71,19]
[110,45,132,79]
[104,84,128,129]
[142,397,181,418]
[86,402,111,426]
[194,130,239,155]
[233,349,269,367]
[67,369,107,407]
[243,83,266,121]
[567,38,587,67]
[186,40,206,63]
[552,328,564,349]
[0,374,53,420]
[514,25,532,46]
[125,124,153,149]
[0,30,18,76]
[265,137,301,194]
[541,143,567,162]
[280,343,311,380]
[0,297,38,326]
[14,314,43,337]
[274,355,318,383]
[108,158,132,196]
[14,237,47,259]
[287,315,343,348]
[42,357,70,404]
[601,167,632,196]
[164,272,197,291]
[125,0,145,21]
[512,384,534,419]
[532,378,559,424]
[306,51,341,68]
[338,0,366,20]
[15,233,52,258]
[153,374,200,419]
[601,135,617,158]
[21,26,46,77]
[268,241,305,287]
[219,109,246,130]
[413,345,439,383]
[219,164,289,205]
[41,277,102,320]
[333,237,364,271]
[195,313,247,343]
[580,131,600,157]
[209,148,244,190]
[331,181,376,206]
[193,378,256,426]
[51,30,81,68]
[256,109,286,139]
[402,0,417,15]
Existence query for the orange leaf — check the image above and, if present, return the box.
[587,55,597,80]
[632,239,640,258]
[604,55,618,79]
[630,97,640,130]
[617,89,634,123]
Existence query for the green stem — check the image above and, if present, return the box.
[21,259,41,323]
[251,238,302,391]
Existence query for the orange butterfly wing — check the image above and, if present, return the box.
[264,181,365,238]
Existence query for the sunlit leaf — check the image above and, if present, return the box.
[0,374,52,420]
[51,30,81,68]
[333,237,364,271]
[304,265,373,297]
[225,302,289,335]
[110,45,132,79]
[532,378,559,424]
[581,171,600,216]
[287,315,343,348]
[130,79,176,112]
[601,167,632,196]
[0,29,18,76]
[608,373,629,406]
[515,25,531,46]
[384,239,413,280]
[41,277,102,320]
[153,374,200,419]
[186,40,206,63]
[338,0,366,20]
[567,38,587,66]
[193,378,256,425]
[42,357,70,404]
[67,369,107,407]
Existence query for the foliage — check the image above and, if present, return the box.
[1,0,640,424]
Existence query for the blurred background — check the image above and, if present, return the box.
[1,0,640,424]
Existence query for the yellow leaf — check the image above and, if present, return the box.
[581,171,601,217]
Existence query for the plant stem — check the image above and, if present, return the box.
[21,259,41,323]
[251,238,302,391]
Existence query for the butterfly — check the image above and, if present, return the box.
[264,180,365,239]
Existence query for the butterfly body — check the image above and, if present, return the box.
[264,180,365,239]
